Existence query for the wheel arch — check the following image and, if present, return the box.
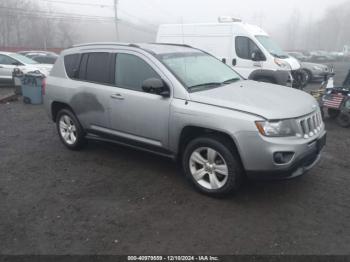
[177,126,244,167]
[51,101,75,122]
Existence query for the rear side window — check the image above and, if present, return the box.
[235,36,262,60]
[64,54,80,78]
[85,52,111,84]
[115,53,159,92]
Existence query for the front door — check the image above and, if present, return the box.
[108,52,171,150]
[233,36,264,78]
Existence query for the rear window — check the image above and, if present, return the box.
[85,52,110,84]
[64,54,80,78]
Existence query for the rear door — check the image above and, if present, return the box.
[67,52,115,130]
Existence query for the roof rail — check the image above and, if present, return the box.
[72,42,140,48]
[150,42,192,48]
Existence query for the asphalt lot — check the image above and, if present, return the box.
[0,62,350,255]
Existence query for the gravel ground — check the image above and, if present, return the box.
[0,62,349,255]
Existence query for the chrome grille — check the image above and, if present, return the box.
[298,111,323,139]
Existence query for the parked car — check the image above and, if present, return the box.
[18,50,58,57]
[44,43,326,196]
[300,62,330,83]
[287,52,310,62]
[157,17,302,87]
[0,52,52,83]
[18,51,58,65]
[309,51,334,62]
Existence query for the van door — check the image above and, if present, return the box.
[107,51,171,152]
[233,36,265,78]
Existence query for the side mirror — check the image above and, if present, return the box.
[251,50,264,61]
[142,78,170,97]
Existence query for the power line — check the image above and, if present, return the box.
[0,6,116,21]
[25,0,114,8]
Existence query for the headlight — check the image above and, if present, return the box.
[274,58,291,69]
[255,120,296,137]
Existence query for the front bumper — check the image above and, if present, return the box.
[236,129,326,180]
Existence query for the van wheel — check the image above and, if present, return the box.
[182,135,243,196]
[56,109,86,150]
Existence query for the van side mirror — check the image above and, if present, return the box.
[142,78,170,97]
[251,50,265,61]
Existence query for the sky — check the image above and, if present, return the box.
[43,0,350,33]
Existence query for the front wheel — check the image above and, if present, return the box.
[182,135,243,196]
[56,109,86,150]
[337,112,350,128]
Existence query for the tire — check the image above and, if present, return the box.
[23,97,31,104]
[182,135,243,196]
[302,69,313,84]
[328,108,340,119]
[56,109,86,150]
[336,112,350,128]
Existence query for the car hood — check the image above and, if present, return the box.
[301,62,328,69]
[189,80,318,119]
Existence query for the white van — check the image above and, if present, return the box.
[156,17,301,87]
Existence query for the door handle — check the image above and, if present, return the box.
[110,93,124,100]
[0,66,3,68]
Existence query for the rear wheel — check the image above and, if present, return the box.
[182,135,243,196]
[56,109,86,150]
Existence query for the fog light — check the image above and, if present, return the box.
[273,152,294,164]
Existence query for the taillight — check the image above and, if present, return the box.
[42,78,46,95]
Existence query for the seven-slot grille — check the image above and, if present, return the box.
[298,111,323,139]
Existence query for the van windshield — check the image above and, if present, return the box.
[159,52,241,92]
[255,35,288,59]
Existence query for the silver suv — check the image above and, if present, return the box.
[44,43,326,196]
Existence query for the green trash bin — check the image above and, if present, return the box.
[21,72,45,105]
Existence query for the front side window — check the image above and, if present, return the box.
[0,54,18,65]
[235,36,264,60]
[159,52,241,91]
[115,53,159,92]
[255,35,288,58]
[9,53,38,64]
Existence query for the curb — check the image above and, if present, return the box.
[0,93,18,103]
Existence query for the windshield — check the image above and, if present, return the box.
[159,52,241,91]
[255,35,288,59]
[10,53,38,64]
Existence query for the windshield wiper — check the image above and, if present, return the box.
[222,78,240,85]
[270,52,288,59]
[189,82,222,90]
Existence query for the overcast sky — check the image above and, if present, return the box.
[48,0,350,32]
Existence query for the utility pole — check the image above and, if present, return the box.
[114,0,119,41]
